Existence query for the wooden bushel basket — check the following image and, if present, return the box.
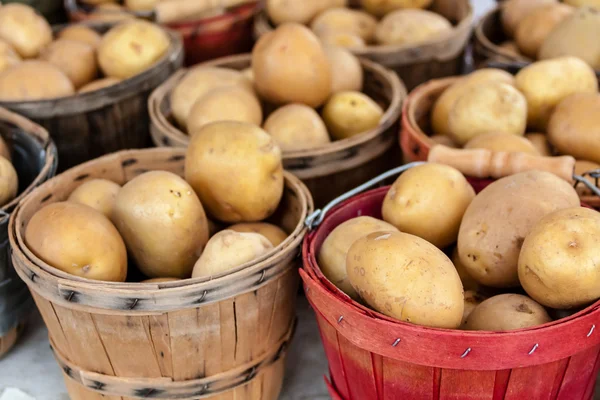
[9,148,313,400]
[253,0,473,90]
[301,167,600,400]
[0,107,57,358]
[149,53,406,208]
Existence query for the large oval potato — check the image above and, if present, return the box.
[464,294,551,331]
[0,4,52,58]
[40,39,98,89]
[382,163,475,248]
[324,46,363,93]
[185,121,284,223]
[58,25,102,49]
[0,39,20,74]
[310,8,377,42]
[361,0,433,17]
[263,104,331,151]
[321,91,383,140]
[519,207,600,309]
[228,222,288,246]
[524,133,552,156]
[78,77,121,94]
[514,4,573,59]
[67,179,121,219]
[501,0,557,38]
[0,61,75,101]
[25,202,127,282]
[0,156,17,206]
[347,231,464,328]
[318,216,398,299]
[113,171,209,278]
[374,9,452,46]
[458,171,580,287]
[515,56,598,131]
[464,132,539,155]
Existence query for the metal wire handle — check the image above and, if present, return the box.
[574,169,600,198]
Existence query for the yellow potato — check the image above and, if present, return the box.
[321,91,383,140]
[573,160,600,196]
[0,155,16,206]
[263,104,331,151]
[451,247,480,292]
[78,78,121,94]
[514,4,573,59]
[317,31,366,48]
[318,216,398,299]
[464,132,539,155]
[0,136,11,161]
[40,39,97,89]
[0,4,52,58]
[125,0,159,11]
[382,163,475,248]
[347,231,464,328]
[58,25,102,49]
[310,8,377,42]
[429,134,458,148]
[0,39,20,74]
[564,0,600,7]
[25,202,127,282]
[374,9,452,46]
[461,290,488,327]
[501,0,557,38]
[267,0,347,25]
[515,57,598,131]
[241,67,254,83]
[324,46,363,93]
[89,3,134,21]
[464,294,551,331]
[187,86,263,135]
[524,133,552,156]
[67,179,121,219]
[192,230,273,278]
[457,171,580,287]
[185,121,284,222]
[361,0,433,17]
[228,222,288,246]
[0,61,75,101]
[113,171,209,278]
[98,20,170,79]
[142,277,181,283]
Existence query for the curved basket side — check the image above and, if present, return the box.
[0,324,21,358]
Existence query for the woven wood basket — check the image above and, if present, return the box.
[9,148,313,400]
[0,23,183,171]
[253,0,473,90]
[149,53,406,208]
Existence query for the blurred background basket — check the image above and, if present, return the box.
[3,0,66,23]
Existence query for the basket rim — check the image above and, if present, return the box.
[473,7,531,64]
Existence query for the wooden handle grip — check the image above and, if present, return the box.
[427,145,576,182]
[155,0,250,23]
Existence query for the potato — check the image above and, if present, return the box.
[382,163,475,248]
[429,134,457,148]
[448,82,527,145]
[501,0,557,38]
[564,0,600,7]
[241,67,253,83]
[317,31,366,48]
[58,25,102,49]
[524,133,552,156]
[0,136,10,161]
[253,23,332,108]
[125,0,159,11]
[0,39,20,74]
[321,91,383,140]
[514,4,573,59]
[318,216,398,299]
[0,4,52,58]
[457,171,580,287]
[324,46,363,93]
[361,0,433,17]
[185,121,284,222]
[192,230,273,278]
[228,222,287,246]
[98,20,170,79]
[113,171,209,278]
[81,0,118,4]
[25,202,127,282]
[142,277,181,283]
[462,290,487,327]
[310,8,377,42]
[89,3,134,21]
[170,67,253,129]
[451,247,480,292]
[0,155,16,206]
[347,231,464,328]
[498,41,523,58]
[515,57,598,131]
[267,0,346,25]
[187,86,263,135]
[464,294,551,331]
[263,104,330,151]
[0,61,75,101]
[464,132,539,155]
[374,9,452,46]
[67,179,121,219]
[40,39,97,89]
[78,78,121,94]
[573,160,600,196]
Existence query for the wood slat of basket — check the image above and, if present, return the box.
[0,324,19,358]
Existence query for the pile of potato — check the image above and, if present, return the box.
[267,0,453,49]
[170,23,385,152]
[0,3,170,100]
[500,0,600,69]
[319,163,600,331]
[24,121,291,283]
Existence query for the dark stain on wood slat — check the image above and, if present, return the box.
[167,155,185,162]
[62,366,73,378]
[64,291,78,303]
[133,387,165,398]
[74,173,90,181]
[41,193,52,202]
[89,381,106,391]
[121,158,138,167]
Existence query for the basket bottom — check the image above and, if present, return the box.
[0,323,23,359]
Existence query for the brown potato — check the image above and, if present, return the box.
[0,61,75,101]
[361,0,433,17]
[324,46,363,93]
[0,4,52,58]
[25,202,127,282]
[142,277,181,283]
[310,8,377,42]
[228,222,288,246]
[40,39,97,89]
[464,132,539,155]
[67,179,121,219]
[0,155,16,206]
[113,171,209,278]
[524,133,552,156]
[321,91,383,140]
[461,290,488,327]
[514,4,573,59]
[317,31,366,48]
[263,104,331,151]
[382,163,475,248]
[374,9,452,46]
[78,78,121,94]
[501,0,557,38]
[0,39,20,74]
[58,25,102,49]
[573,160,600,196]
[464,294,551,331]
[451,247,480,292]
[185,121,284,223]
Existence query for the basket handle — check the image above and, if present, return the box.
[155,0,254,24]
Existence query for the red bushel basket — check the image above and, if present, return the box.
[301,163,600,400]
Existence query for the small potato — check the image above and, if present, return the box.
[0,39,20,74]
[573,160,600,196]
[267,0,346,25]
[78,78,121,94]
[192,230,273,278]
[0,4,52,58]
[382,163,475,248]
[447,81,527,145]
[347,231,464,329]
[519,207,600,309]
[228,222,288,246]
[324,46,363,93]
[452,247,480,292]
[187,86,263,135]
[263,104,330,151]
[464,294,551,331]
[515,57,598,131]
[0,61,75,101]
[25,202,127,282]
[311,8,377,42]
[514,4,573,59]
[464,132,539,155]
[0,155,17,206]
[318,31,366,48]
[461,290,488,327]
[98,20,170,79]
[525,133,552,156]
[89,3,134,21]
[58,25,102,49]
[113,171,209,278]
[142,277,181,283]
[501,0,557,38]
[321,91,383,140]
[40,39,97,89]
[0,136,10,161]
[125,0,159,11]
[318,216,398,299]
[361,0,433,17]
[67,179,121,219]
[185,121,284,222]
[374,9,452,46]
[429,134,457,148]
